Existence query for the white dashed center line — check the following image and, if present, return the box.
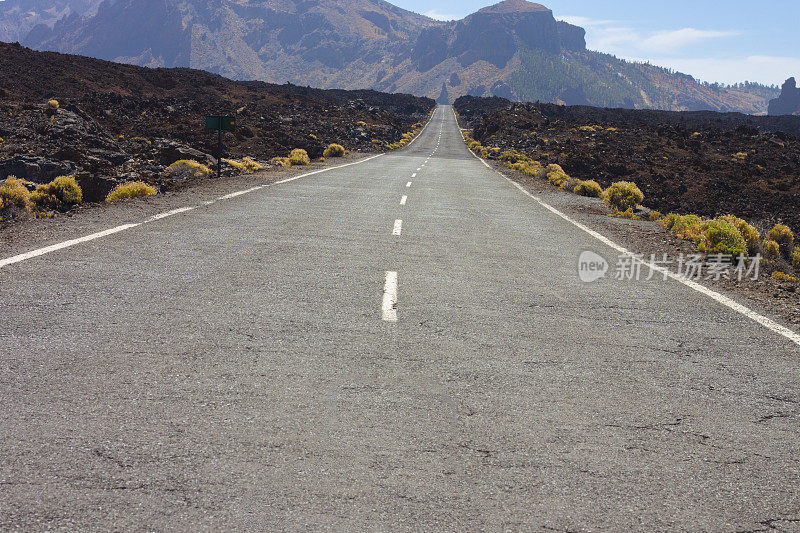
[392,219,403,235]
[406,181,412,188]
[382,271,398,322]
[400,195,407,205]
[411,173,417,178]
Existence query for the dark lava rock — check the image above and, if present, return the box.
[768,77,800,116]
[0,155,77,182]
[155,140,215,167]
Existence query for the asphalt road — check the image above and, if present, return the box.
[2,106,800,531]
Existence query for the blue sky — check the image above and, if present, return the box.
[395,0,800,85]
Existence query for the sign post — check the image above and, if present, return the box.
[204,115,236,179]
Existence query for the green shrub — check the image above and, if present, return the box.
[167,159,212,178]
[695,219,748,257]
[323,144,346,158]
[763,239,780,259]
[105,181,157,202]
[288,148,310,166]
[718,215,760,253]
[602,181,643,212]
[766,224,794,251]
[0,176,32,211]
[574,180,603,197]
[30,175,82,210]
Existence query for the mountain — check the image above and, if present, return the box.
[9,0,780,113]
[768,77,800,116]
[0,0,101,43]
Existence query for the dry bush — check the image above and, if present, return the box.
[323,144,345,158]
[602,181,644,212]
[288,149,310,165]
[574,180,603,198]
[0,176,32,211]
[31,176,82,210]
[106,181,157,202]
[167,159,212,178]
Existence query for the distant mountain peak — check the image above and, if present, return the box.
[476,0,550,15]
[4,0,780,113]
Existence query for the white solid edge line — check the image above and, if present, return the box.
[145,206,196,222]
[400,195,408,205]
[392,219,403,236]
[382,271,398,322]
[0,224,140,268]
[452,106,800,348]
[0,152,388,270]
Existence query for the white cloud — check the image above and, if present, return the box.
[557,16,616,27]
[640,29,742,54]
[557,16,741,55]
[423,9,458,21]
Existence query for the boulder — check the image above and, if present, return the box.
[0,155,76,182]
[155,139,215,167]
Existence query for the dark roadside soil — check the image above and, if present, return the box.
[0,154,374,259]
[482,158,800,331]
[0,42,433,204]
[455,97,800,231]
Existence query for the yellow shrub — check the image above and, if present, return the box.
[288,148,310,165]
[763,239,780,259]
[222,158,246,172]
[573,180,603,198]
[167,159,212,178]
[602,181,644,212]
[468,140,482,151]
[271,157,291,167]
[718,215,760,252]
[792,247,800,269]
[695,220,748,257]
[223,157,263,174]
[613,208,639,220]
[30,175,82,210]
[647,211,662,221]
[661,213,681,230]
[105,181,157,202]
[772,272,799,283]
[241,157,262,172]
[500,150,524,163]
[671,215,704,241]
[0,176,32,211]
[323,144,345,158]
[548,170,570,189]
[47,99,59,110]
[766,224,794,250]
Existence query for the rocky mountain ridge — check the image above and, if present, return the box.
[2,0,781,113]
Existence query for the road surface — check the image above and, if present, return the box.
[1,106,799,531]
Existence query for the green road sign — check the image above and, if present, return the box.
[205,115,236,131]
